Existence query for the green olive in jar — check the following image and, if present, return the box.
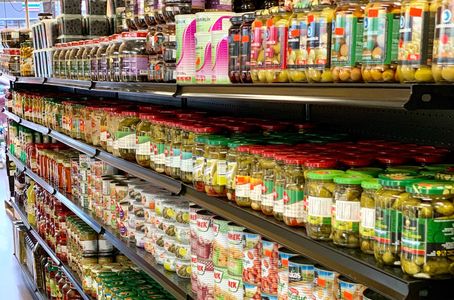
[360,179,382,254]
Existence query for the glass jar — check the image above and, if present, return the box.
[204,138,229,197]
[332,174,371,248]
[401,181,454,278]
[108,34,122,82]
[135,114,153,167]
[70,42,80,79]
[432,0,454,81]
[226,142,244,202]
[374,174,421,266]
[359,179,382,254]
[283,156,306,227]
[53,44,61,78]
[180,125,196,184]
[251,10,268,83]
[81,40,93,81]
[235,146,253,207]
[361,0,401,82]
[58,43,68,79]
[117,111,140,161]
[144,0,158,29]
[240,12,255,83]
[331,0,365,82]
[397,0,435,82]
[119,31,149,82]
[228,15,243,83]
[90,39,100,81]
[306,169,345,240]
[249,147,265,210]
[305,0,336,82]
[64,42,74,79]
[264,7,292,83]
[273,152,291,221]
[96,37,110,81]
[168,122,183,179]
[75,41,85,80]
[288,4,310,83]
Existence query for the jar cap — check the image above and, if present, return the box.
[99,36,109,43]
[304,158,337,168]
[294,123,315,130]
[122,111,138,116]
[413,154,445,164]
[378,173,424,187]
[346,167,383,177]
[385,166,421,174]
[193,125,222,134]
[376,156,410,166]
[284,155,307,165]
[250,147,266,155]
[259,123,288,132]
[307,169,344,180]
[334,174,371,185]
[122,31,148,38]
[236,145,251,153]
[225,124,257,133]
[425,164,454,171]
[206,138,229,146]
[341,157,373,167]
[408,181,454,195]
[361,178,382,190]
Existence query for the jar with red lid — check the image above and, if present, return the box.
[119,31,149,82]
[303,158,338,178]
[376,156,411,168]
[261,149,278,215]
[107,35,122,82]
[228,15,243,83]
[340,157,373,169]
[235,145,253,207]
[250,147,266,210]
[260,123,288,136]
[283,156,306,227]
[240,12,255,83]
[89,39,100,81]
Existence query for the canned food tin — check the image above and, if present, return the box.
[313,265,339,300]
[336,276,366,300]
[228,223,246,276]
[190,205,202,253]
[244,282,261,300]
[214,266,229,300]
[277,248,298,300]
[261,239,280,295]
[196,210,214,260]
[243,231,262,285]
[227,274,244,300]
[213,216,230,268]
[287,256,315,300]
[197,258,214,300]
[191,255,198,294]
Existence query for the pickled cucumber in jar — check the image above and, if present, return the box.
[397,0,435,82]
[116,111,140,161]
[203,138,229,197]
[250,147,265,210]
[360,179,382,255]
[331,0,365,82]
[431,0,454,82]
[135,114,153,167]
[261,150,278,215]
[273,152,291,221]
[283,156,307,227]
[235,146,253,207]
[361,0,401,82]
[401,181,454,278]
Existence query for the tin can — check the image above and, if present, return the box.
[287,256,315,300]
[242,231,262,286]
[228,274,244,300]
[191,254,198,294]
[190,205,202,253]
[213,216,230,268]
[336,276,366,300]
[244,282,261,300]
[313,265,339,300]
[261,293,278,300]
[277,248,298,300]
[196,210,214,260]
[261,239,280,295]
[228,223,246,277]
[197,258,214,300]
[214,266,229,300]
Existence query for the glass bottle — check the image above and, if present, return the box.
[81,40,93,81]
[65,42,74,79]
[68,41,79,79]
[283,156,306,227]
[96,37,110,81]
[108,34,122,82]
[240,12,255,83]
[432,0,454,82]
[251,10,268,83]
[58,43,68,79]
[75,41,85,80]
[90,39,101,81]
[53,44,61,78]
[119,31,149,82]
[229,15,243,83]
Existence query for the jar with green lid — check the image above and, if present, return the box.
[306,169,345,240]
[235,146,253,206]
[250,147,265,210]
[331,0,365,82]
[283,156,307,227]
[346,167,383,178]
[397,0,436,82]
[226,142,246,201]
[203,138,229,197]
[116,111,140,161]
[432,0,454,82]
[360,179,382,254]
[288,1,311,83]
[332,174,372,248]
[273,152,291,221]
[261,150,278,215]
[361,0,401,82]
[180,125,196,183]
[135,114,153,167]
[192,128,222,191]
[401,181,454,278]
[305,0,336,82]
[374,174,422,266]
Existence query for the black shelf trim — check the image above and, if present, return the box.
[49,131,97,157]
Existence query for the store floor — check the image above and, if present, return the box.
[0,167,34,300]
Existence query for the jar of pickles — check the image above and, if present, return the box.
[331,0,365,82]
[359,179,381,254]
[250,10,268,83]
[305,0,336,82]
[306,169,345,240]
[226,142,247,202]
[332,174,371,248]
[135,114,153,167]
[192,127,221,191]
[401,181,454,278]
[397,0,435,82]
[228,15,243,83]
[168,122,183,179]
[361,0,401,82]
[283,156,306,227]
[180,125,196,183]
[250,147,265,210]
[374,174,421,266]
[116,111,140,161]
[261,150,278,215]
[151,117,168,173]
[264,7,291,83]
[203,138,229,197]
[235,145,253,207]
[288,2,310,83]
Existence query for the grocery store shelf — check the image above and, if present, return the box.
[13,254,47,300]
[7,151,192,300]
[49,131,97,157]
[3,109,21,123]
[6,110,454,299]
[8,75,454,110]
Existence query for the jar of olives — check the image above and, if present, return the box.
[361,0,401,82]
[288,3,311,83]
[431,0,454,82]
[135,114,153,167]
[283,156,306,227]
[235,145,253,207]
[250,147,266,210]
[203,138,229,197]
[374,174,422,266]
[359,179,382,254]
[151,117,168,173]
[331,0,365,82]
[261,150,278,215]
[306,169,345,240]
[397,0,435,82]
[250,10,268,83]
[401,181,454,278]
[332,174,371,248]
[116,111,140,161]
[305,0,336,82]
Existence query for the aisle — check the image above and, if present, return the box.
[0,167,34,300]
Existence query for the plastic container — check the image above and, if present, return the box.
[288,5,310,83]
[175,14,196,84]
[60,0,81,14]
[86,16,111,37]
[228,15,242,83]
[57,14,83,36]
[119,31,149,82]
[87,0,108,15]
[176,259,191,278]
[283,156,306,227]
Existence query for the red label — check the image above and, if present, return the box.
[368,9,378,18]
[228,232,241,241]
[410,7,422,17]
[228,279,239,289]
[212,223,219,234]
[307,15,314,23]
[197,219,210,231]
[242,35,250,43]
[335,27,344,35]
[233,34,240,42]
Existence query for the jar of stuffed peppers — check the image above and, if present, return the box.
[288,2,311,83]
[264,7,292,83]
[397,0,435,83]
[306,169,345,240]
[235,145,253,207]
[374,174,422,266]
[360,179,382,254]
[203,138,229,197]
[401,181,454,278]
[273,152,291,221]
[361,0,401,82]
[135,114,153,167]
[305,0,336,82]
[332,174,371,248]
[251,10,268,83]
[250,147,266,210]
[331,0,365,82]
[261,150,278,215]
[283,156,306,227]
[229,15,243,83]
[117,111,140,161]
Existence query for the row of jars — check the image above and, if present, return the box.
[52,31,176,83]
[227,0,454,83]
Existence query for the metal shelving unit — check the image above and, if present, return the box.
[13,254,47,300]
[5,111,454,300]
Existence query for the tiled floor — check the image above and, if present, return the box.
[0,166,34,300]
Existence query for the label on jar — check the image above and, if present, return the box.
[98,239,114,253]
[288,15,308,67]
[121,55,149,78]
[307,196,332,225]
[193,156,205,181]
[307,14,332,68]
[398,5,434,65]
[80,240,98,253]
[333,200,361,231]
[401,216,454,257]
[265,20,288,69]
[360,207,375,238]
[204,158,218,185]
[262,179,275,207]
[164,145,172,167]
[136,136,151,155]
[331,14,364,67]
[250,178,263,203]
[171,148,181,168]
[235,175,250,198]
[154,143,165,165]
[287,260,315,300]
[216,160,227,186]
[180,151,193,173]
[250,21,264,68]
[433,3,454,64]
[226,161,237,189]
[274,184,285,214]
[115,131,137,150]
[374,208,402,247]
[244,282,261,299]
[283,189,305,218]
[363,9,400,65]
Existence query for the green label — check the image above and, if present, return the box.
[137,136,151,144]
[182,151,192,160]
[263,180,275,195]
[375,208,402,245]
[332,15,364,67]
[156,143,165,154]
[283,189,304,204]
[275,184,285,201]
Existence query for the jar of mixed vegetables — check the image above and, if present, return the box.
[401,181,454,278]
[273,151,291,221]
[116,111,140,161]
[359,179,382,254]
[306,169,345,240]
[203,138,229,197]
[283,156,306,227]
